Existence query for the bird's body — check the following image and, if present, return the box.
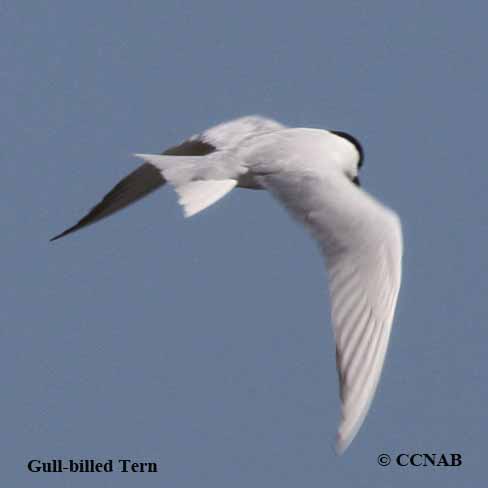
[52,116,402,454]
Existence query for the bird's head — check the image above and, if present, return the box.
[329,130,364,187]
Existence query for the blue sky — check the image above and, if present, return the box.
[2,1,486,486]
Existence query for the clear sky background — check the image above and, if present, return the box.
[2,1,486,486]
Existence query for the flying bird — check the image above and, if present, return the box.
[51,116,402,453]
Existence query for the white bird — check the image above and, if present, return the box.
[51,115,402,454]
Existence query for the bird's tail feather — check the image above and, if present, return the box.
[134,154,237,217]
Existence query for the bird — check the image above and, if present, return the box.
[51,115,402,454]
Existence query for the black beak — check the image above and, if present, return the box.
[352,176,360,187]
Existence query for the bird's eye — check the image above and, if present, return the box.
[352,176,360,187]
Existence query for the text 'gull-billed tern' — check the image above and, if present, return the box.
[51,115,403,454]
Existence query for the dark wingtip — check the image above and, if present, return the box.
[50,233,64,242]
[50,224,81,242]
[49,138,213,243]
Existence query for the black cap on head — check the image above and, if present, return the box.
[330,130,364,168]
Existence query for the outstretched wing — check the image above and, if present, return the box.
[50,140,214,241]
[260,171,402,454]
[51,115,284,241]
[50,162,163,241]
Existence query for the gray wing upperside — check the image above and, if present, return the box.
[50,139,215,241]
[50,115,285,241]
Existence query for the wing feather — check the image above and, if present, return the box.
[261,172,402,454]
[50,162,164,241]
[51,116,283,240]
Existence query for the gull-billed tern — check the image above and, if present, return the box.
[51,115,403,454]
